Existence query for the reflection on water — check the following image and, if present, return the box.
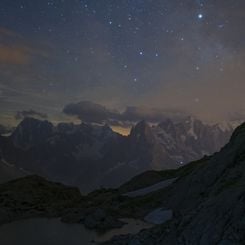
[96,218,152,242]
[0,218,152,245]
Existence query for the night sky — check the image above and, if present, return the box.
[0,0,244,132]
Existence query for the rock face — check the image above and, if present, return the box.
[10,117,53,149]
[152,116,233,165]
[0,117,233,192]
[102,122,245,245]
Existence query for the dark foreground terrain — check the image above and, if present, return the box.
[0,123,245,244]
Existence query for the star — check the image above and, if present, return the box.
[198,14,203,19]
[1,0,242,129]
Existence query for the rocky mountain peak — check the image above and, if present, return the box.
[129,120,155,145]
[11,117,54,149]
[158,118,174,131]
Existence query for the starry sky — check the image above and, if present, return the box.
[0,0,244,132]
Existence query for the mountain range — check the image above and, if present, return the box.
[0,116,233,192]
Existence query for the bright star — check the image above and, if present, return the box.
[198,14,203,19]
[139,51,143,55]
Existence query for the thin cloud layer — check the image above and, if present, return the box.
[0,26,49,65]
[63,101,187,126]
[15,109,48,120]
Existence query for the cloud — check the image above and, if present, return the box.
[63,101,118,123]
[63,101,187,126]
[227,111,245,122]
[0,26,49,65]
[15,109,48,120]
[120,106,186,123]
[0,45,31,65]
[0,27,21,38]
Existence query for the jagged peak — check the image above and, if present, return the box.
[135,119,149,127]
[130,120,151,135]
[158,118,174,129]
[16,117,53,129]
[11,117,54,149]
[129,120,156,145]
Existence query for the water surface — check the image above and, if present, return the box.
[0,218,152,245]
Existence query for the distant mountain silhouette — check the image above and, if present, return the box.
[0,116,233,192]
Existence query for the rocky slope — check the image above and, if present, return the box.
[102,122,245,245]
[0,117,232,192]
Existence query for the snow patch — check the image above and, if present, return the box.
[144,208,173,224]
[124,178,177,197]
